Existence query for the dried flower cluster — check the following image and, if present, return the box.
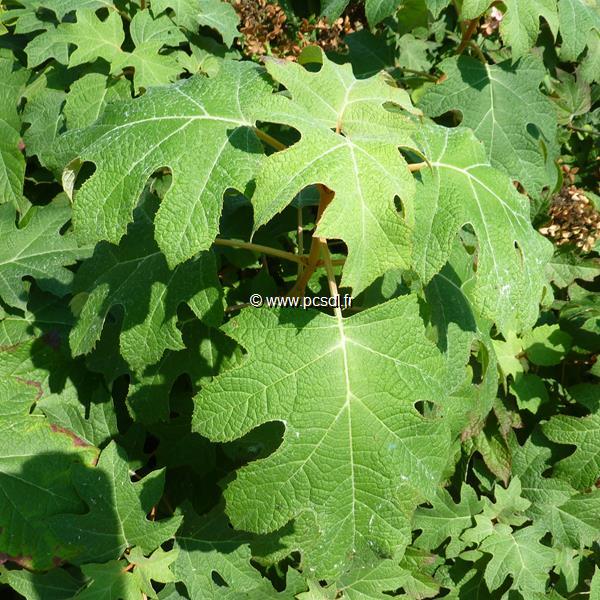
[232,0,363,59]
[540,181,600,253]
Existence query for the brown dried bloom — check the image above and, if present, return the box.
[539,177,600,254]
[233,0,364,59]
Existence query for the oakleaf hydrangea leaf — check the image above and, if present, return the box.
[69,198,223,372]
[559,0,600,81]
[543,409,600,490]
[152,0,240,46]
[76,560,140,600]
[128,321,238,423]
[500,0,559,57]
[321,0,401,25]
[420,55,558,196]
[63,73,131,130]
[0,380,98,569]
[0,200,92,310]
[0,51,28,211]
[253,49,421,293]
[3,568,84,600]
[127,547,179,599]
[479,524,554,594]
[173,504,275,598]
[193,295,451,575]
[26,9,183,91]
[413,484,483,556]
[49,441,182,565]
[57,60,270,267]
[512,436,576,522]
[413,125,553,333]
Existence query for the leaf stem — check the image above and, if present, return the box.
[288,185,335,297]
[399,68,438,81]
[408,161,428,172]
[456,19,479,55]
[214,237,307,265]
[297,206,304,276]
[319,237,343,320]
[254,128,287,151]
[567,124,600,136]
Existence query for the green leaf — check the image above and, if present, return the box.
[413,484,483,556]
[75,560,140,600]
[48,441,182,564]
[483,478,531,526]
[414,125,553,333]
[420,55,559,196]
[69,198,223,372]
[173,504,274,598]
[129,320,238,423]
[523,324,572,366]
[510,373,548,413]
[321,0,400,25]
[127,547,179,599]
[500,0,559,57]
[479,524,554,594]
[543,409,600,490]
[253,49,420,294]
[193,295,451,575]
[327,559,405,599]
[0,200,91,310]
[57,60,268,267]
[545,250,600,289]
[21,72,67,168]
[592,567,600,600]
[4,568,84,600]
[558,0,600,65]
[0,51,28,211]
[37,377,118,447]
[152,0,240,45]
[0,380,98,569]
[64,73,131,130]
[397,33,432,71]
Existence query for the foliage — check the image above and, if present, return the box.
[0,0,599,598]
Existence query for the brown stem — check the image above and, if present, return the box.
[288,185,335,297]
[456,19,479,55]
[469,40,487,63]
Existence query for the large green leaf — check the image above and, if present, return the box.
[48,441,182,564]
[479,524,554,594]
[26,9,184,90]
[0,378,98,569]
[69,198,223,372]
[173,504,278,598]
[500,0,559,57]
[558,0,600,80]
[0,200,91,310]
[57,60,270,267]
[543,410,600,490]
[152,0,240,46]
[413,484,483,556]
[321,0,401,25]
[0,51,28,211]
[420,55,558,196]
[193,295,452,576]
[414,125,553,333]
[252,49,420,294]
